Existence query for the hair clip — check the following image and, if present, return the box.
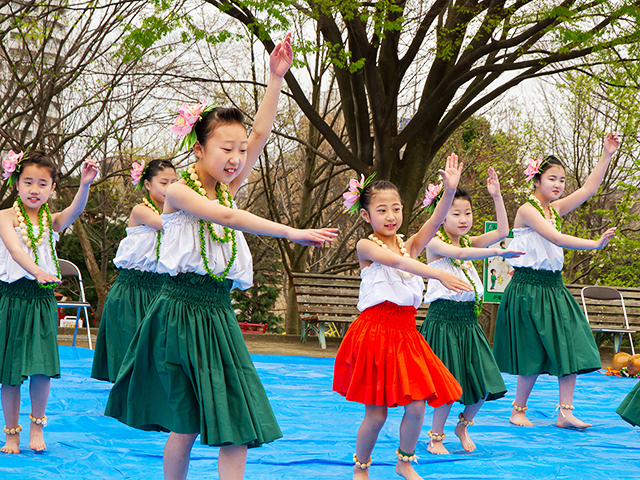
[343,172,376,216]
[171,100,216,151]
[131,160,149,191]
[422,182,444,214]
[524,157,544,182]
[2,150,25,187]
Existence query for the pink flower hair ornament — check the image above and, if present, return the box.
[171,100,217,151]
[422,182,444,215]
[2,150,25,188]
[343,172,377,216]
[524,157,544,182]
[130,160,148,191]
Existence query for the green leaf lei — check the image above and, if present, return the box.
[14,198,60,289]
[181,169,238,282]
[436,228,483,317]
[143,194,163,264]
[525,194,561,231]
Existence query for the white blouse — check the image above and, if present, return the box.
[157,208,253,291]
[357,262,425,311]
[423,257,483,304]
[113,226,160,272]
[0,227,59,283]
[507,224,564,272]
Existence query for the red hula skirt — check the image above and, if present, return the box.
[333,301,462,408]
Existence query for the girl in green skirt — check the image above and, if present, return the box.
[492,133,619,429]
[617,382,640,427]
[420,170,523,454]
[91,159,176,382]
[105,34,337,480]
[0,150,98,453]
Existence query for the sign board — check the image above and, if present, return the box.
[483,221,514,304]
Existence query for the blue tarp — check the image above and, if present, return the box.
[0,347,638,479]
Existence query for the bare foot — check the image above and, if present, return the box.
[556,411,591,429]
[353,466,370,479]
[1,433,20,454]
[510,409,534,426]
[29,423,46,452]
[427,438,449,455]
[396,460,424,480]
[454,422,476,452]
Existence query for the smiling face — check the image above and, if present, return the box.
[16,164,56,211]
[360,189,403,237]
[144,167,177,205]
[193,122,247,184]
[442,198,473,237]
[534,164,565,201]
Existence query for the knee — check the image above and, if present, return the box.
[404,400,425,421]
[365,409,388,429]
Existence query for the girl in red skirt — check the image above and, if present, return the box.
[333,154,470,480]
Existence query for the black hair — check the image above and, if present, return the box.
[533,155,565,184]
[453,187,473,208]
[359,180,401,211]
[194,107,245,147]
[17,150,57,183]
[491,269,496,274]
[142,159,175,185]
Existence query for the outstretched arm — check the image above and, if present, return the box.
[428,237,524,261]
[520,203,616,250]
[166,182,337,247]
[231,33,293,195]
[472,168,510,247]
[552,133,619,216]
[51,160,99,232]
[407,153,463,257]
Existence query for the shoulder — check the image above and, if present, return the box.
[0,207,16,226]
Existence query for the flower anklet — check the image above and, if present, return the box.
[3,425,22,435]
[511,400,528,412]
[29,413,47,427]
[353,453,372,469]
[396,447,419,463]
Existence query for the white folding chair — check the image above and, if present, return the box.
[581,286,635,355]
[56,259,93,349]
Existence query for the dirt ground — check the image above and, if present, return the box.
[59,327,626,368]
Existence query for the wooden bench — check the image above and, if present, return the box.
[291,272,429,349]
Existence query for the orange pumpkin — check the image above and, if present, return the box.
[612,352,632,370]
[627,355,640,376]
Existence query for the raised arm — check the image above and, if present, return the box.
[51,160,98,232]
[166,182,337,247]
[471,168,510,248]
[552,133,619,217]
[230,33,293,194]
[520,203,616,250]
[407,153,463,257]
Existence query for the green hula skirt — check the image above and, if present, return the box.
[0,278,59,385]
[493,267,601,377]
[91,269,168,382]
[105,272,282,447]
[617,381,640,427]
[420,300,506,405]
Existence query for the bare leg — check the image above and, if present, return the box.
[396,400,425,480]
[28,375,50,451]
[219,444,248,480]
[454,400,484,452]
[428,403,451,455]
[353,405,387,480]
[163,432,198,480]
[511,375,537,426]
[556,374,591,429]
[1,384,21,454]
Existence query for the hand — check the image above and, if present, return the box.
[270,32,293,78]
[80,159,99,185]
[603,133,620,157]
[498,249,525,259]
[594,227,616,250]
[437,271,472,293]
[288,227,338,247]
[36,271,61,285]
[439,153,463,191]
[486,167,501,197]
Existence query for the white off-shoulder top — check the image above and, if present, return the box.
[0,227,59,283]
[113,225,160,273]
[507,223,564,272]
[357,262,425,311]
[423,256,483,304]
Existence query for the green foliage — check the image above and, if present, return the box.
[232,272,285,333]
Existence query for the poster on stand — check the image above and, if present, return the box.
[483,221,514,304]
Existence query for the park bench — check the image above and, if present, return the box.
[292,272,640,352]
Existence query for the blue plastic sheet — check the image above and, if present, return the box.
[0,347,638,479]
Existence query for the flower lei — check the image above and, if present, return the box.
[368,233,413,279]
[143,194,163,263]
[525,194,561,231]
[13,198,60,289]
[181,167,237,281]
[422,182,444,215]
[131,161,149,191]
[436,228,483,317]
[172,101,216,151]
[3,150,25,188]
[343,172,376,216]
